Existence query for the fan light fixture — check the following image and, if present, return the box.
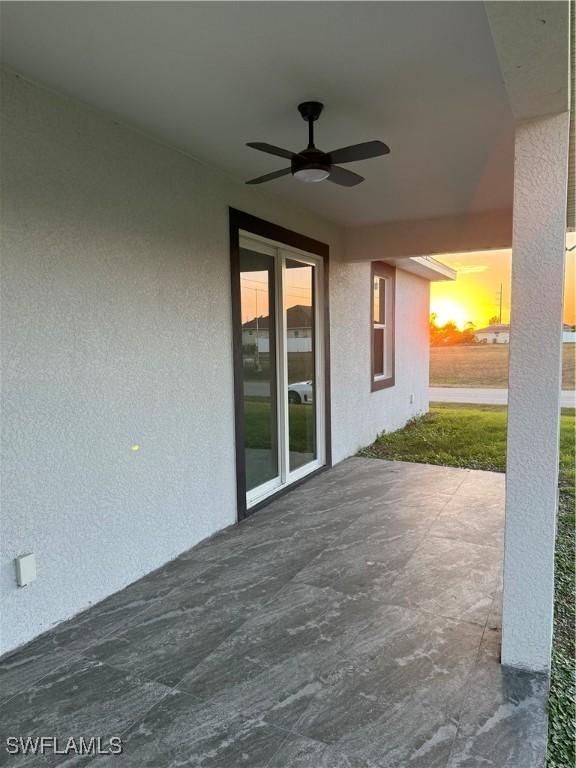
[293,167,330,183]
[245,102,390,187]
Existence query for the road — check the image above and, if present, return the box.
[430,387,576,408]
[245,382,576,407]
[244,381,270,398]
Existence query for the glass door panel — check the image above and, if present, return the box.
[239,247,279,494]
[284,258,316,472]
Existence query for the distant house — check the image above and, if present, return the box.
[474,324,510,344]
[242,305,313,353]
[474,323,576,344]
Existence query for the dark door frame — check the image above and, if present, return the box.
[229,208,332,521]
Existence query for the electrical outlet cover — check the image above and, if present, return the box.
[15,553,36,587]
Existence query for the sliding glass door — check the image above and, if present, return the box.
[239,234,325,509]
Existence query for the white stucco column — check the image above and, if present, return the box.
[502,112,570,673]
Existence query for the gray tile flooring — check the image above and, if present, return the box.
[0,459,549,767]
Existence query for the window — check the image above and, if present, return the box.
[371,262,395,390]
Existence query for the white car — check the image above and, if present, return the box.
[288,381,313,405]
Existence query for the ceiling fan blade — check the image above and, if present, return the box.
[327,165,364,187]
[245,167,292,185]
[246,142,297,161]
[328,140,390,165]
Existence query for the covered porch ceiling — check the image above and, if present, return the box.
[0,1,569,247]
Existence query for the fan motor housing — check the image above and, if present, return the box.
[291,149,331,177]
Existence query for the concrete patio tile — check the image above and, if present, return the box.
[353,458,466,477]
[191,484,361,562]
[189,515,331,568]
[0,553,209,703]
[292,531,424,598]
[300,480,459,511]
[271,461,465,513]
[267,734,380,768]
[455,470,506,498]
[0,658,170,767]
[362,485,457,508]
[429,495,505,549]
[447,630,549,768]
[173,582,341,698]
[82,543,320,687]
[82,688,288,768]
[294,606,483,767]
[265,485,383,520]
[186,652,326,732]
[176,588,406,705]
[435,496,504,525]
[0,461,547,768]
[88,631,327,736]
[222,656,327,732]
[82,591,254,689]
[441,493,505,514]
[360,461,474,488]
[384,535,501,625]
[189,515,303,562]
[0,632,80,707]
[251,503,362,542]
[334,499,447,540]
[331,700,459,768]
[289,456,402,487]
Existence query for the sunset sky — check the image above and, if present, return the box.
[431,232,576,329]
[240,235,576,330]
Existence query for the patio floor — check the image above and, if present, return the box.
[0,459,549,767]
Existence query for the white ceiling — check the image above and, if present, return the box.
[1,1,516,226]
[485,0,570,121]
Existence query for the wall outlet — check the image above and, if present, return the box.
[15,553,36,587]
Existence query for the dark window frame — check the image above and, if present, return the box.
[370,261,396,391]
[229,208,332,521]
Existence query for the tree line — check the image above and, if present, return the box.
[429,313,488,346]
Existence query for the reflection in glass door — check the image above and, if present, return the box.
[238,235,324,509]
[240,246,280,499]
[285,258,316,472]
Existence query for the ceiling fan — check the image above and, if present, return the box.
[245,102,390,187]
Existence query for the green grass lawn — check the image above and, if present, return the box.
[359,404,575,768]
[244,398,314,454]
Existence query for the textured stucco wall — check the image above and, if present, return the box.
[502,112,570,673]
[1,70,429,654]
[330,261,430,463]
